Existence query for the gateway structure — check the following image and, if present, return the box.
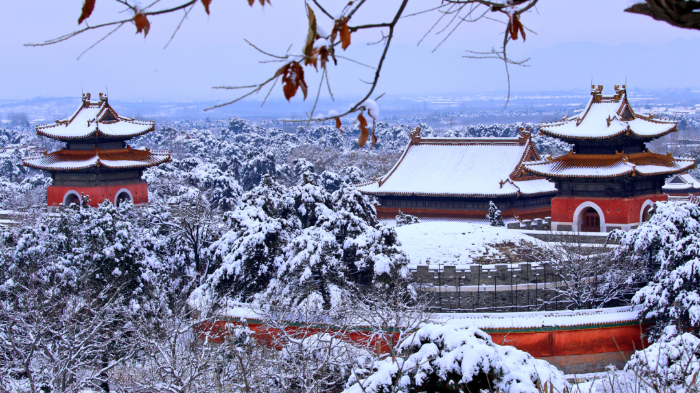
[23,93,170,207]
[524,84,695,232]
[663,172,700,201]
[356,128,556,220]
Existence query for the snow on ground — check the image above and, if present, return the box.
[395,221,548,266]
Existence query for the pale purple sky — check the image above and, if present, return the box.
[0,0,698,104]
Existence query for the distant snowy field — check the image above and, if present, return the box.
[395,222,547,266]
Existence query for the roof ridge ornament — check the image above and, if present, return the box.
[409,126,422,144]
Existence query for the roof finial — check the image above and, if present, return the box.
[409,126,422,144]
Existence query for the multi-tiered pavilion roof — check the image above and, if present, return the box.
[24,93,169,172]
[23,92,169,207]
[525,85,694,180]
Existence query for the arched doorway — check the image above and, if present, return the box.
[63,192,80,207]
[641,204,653,222]
[116,191,131,206]
[581,207,600,232]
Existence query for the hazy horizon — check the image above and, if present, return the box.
[1,0,699,117]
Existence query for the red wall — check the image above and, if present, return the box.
[200,318,650,373]
[551,194,667,225]
[488,324,646,357]
[47,183,149,207]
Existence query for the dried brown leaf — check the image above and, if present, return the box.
[201,0,212,14]
[318,46,330,69]
[248,0,254,6]
[358,112,369,147]
[303,4,317,57]
[281,62,307,101]
[134,13,150,37]
[358,125,369,147]
[510,15,524,41]
[357,112,368,128]
[371,120,377,147]
[305,48,319,70]
[78,0,96,25]
[335,117,342,132]
[339,17,351,50]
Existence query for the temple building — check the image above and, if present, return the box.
[356,128,557,220]
[524,84,695,232]
[23,93,170,207]
[663,172,700,201]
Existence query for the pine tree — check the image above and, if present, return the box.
[616,201,700,340]
[195,176,408,311]
[486,201,505,227]
[395,209,420,227]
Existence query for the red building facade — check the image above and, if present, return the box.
[524,85,695,232]
[23,93,170,207]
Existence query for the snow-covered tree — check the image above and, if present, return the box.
[545,238,640,310]
[625,331,700,391]
[395,209,420,227]
[193,175,409,311]
[0,201,183,393]
[486,200,505,227]
[241,151,277,191]
[344,324,568,393]
[615,201,700,339]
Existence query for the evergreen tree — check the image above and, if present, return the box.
[194,175,408,311]
[616,201,700,340]
[486,201,505,227]
[395,209,420,227]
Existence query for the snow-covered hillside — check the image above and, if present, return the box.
[395,221,548,266]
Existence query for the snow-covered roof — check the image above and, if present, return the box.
[35,93,155,140]
[524,151,695,179]
[216,303,641,331]
[540,85,677,141]
[435,305,641,330]
[22,146,170,171]
[356,130,556,198]
[663,172,700,191]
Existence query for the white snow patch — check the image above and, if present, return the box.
[396,222,546,267]
[364,99,379,119]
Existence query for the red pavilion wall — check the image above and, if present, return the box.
[200,317,649,374]
[47,183,149,207]
[551,194,667,226]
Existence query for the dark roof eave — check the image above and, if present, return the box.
[357,190,557,198]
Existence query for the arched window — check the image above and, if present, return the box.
[581,207,601,232]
